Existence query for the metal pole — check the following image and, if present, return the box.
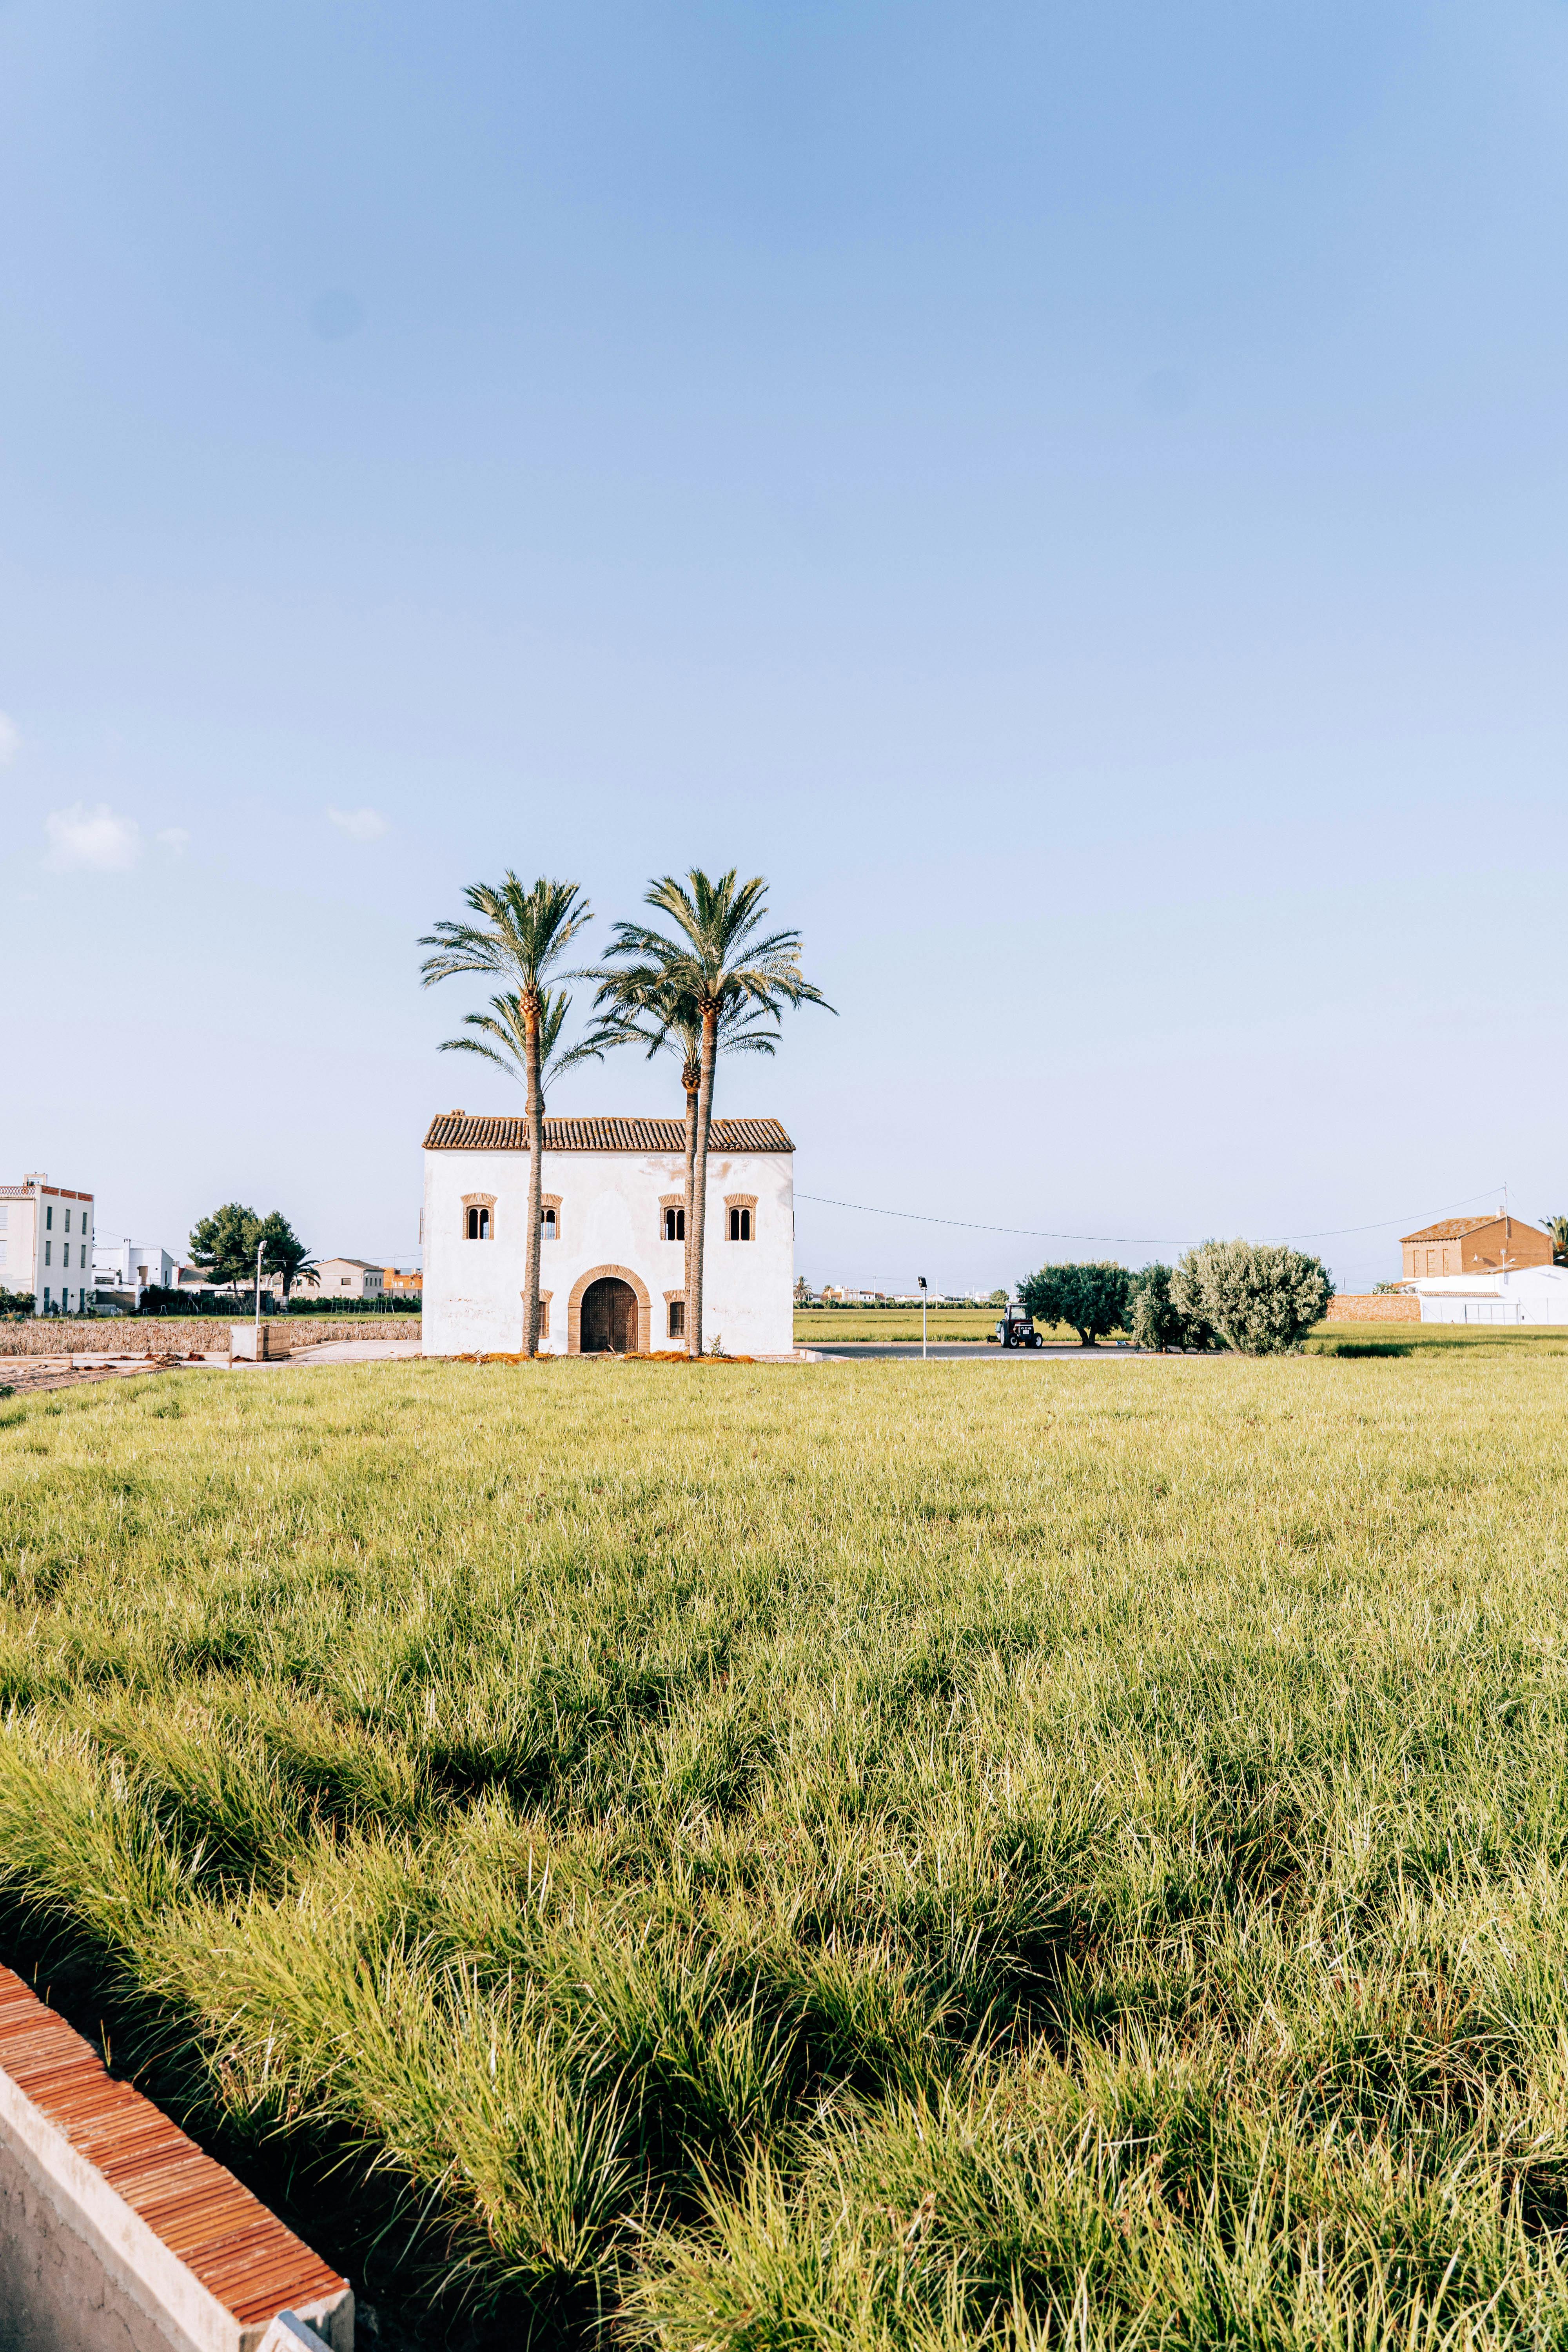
[918,1274,927,1360]
[255,1238,264,1338]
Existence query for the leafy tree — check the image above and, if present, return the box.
[1018,1261,1131,1346]
[1125,1262,1216,1352]
[594,871,831,1355]
[793,1276,813,1306]
[588,981,780,1325]
[1544,1214,1568,1267]
[189,1203,313,1306]
[0,1286,34,1319]
[257,1210,314,1302]
[421,876,593,1358]
[1170,1238,1331,1355]
[987,1289,1009,1307]
[189,1202,262,1291]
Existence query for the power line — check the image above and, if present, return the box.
[794,1182,1505,1250]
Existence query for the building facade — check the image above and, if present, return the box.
[1,1175,96,1313]
[295,1257,386,1300]
[421,1111,794,1355]
[93,1240,178,1306]
[1408,1266,1568,1325]
[1400,1213,1552,1281]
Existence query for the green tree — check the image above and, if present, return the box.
[595,871,831,1354]
[257,1210,314,1303]
[588,981,780,1330]
[1170,1238,1331,1355]
[421,876,593,1358]
[987,1289,1009,1307]
[1019,1261,1130,1346]
[438,987,611,1108]
[1125,1262,1215,1352]
[189,1202,261,1292]
[1543,1214,1568,1267]
[189,1203,313,1306]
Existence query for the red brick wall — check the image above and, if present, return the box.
[1326,1294,1420,1323]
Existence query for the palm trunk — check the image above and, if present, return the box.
[524,994,543,1356]
[682,1062,699,1355]
[689,1002,717,1356]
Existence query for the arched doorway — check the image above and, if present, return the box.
[579,1275,639,1353]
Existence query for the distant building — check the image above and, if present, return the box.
[296,1257,386,1300]
[94,1239,178,1306]
[382,1266,423,1297]
[1409,1266,1568,1325]
[1399,1213,1552,1282]
[1,1174,96,1313]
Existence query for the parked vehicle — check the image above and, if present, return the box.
[992,1305,1043,1348]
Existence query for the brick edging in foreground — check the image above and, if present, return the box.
[0,1965,352,2352]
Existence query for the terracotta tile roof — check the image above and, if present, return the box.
[422,1112,794,1153]
[0,1965,347,2332]
[1401,1215,1509,1243]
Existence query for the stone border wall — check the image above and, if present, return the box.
[1325,1294,1420,1323]
[0,1319,419,1358]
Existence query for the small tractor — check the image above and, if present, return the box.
[993,1304,1044,1348]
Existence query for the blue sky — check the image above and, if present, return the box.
[4,2,1566,1294]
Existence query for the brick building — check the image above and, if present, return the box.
[1399,1212,1552,1282]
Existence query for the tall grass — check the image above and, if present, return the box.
[4,1351,1568,2347]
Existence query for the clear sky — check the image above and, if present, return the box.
[4,2,1565,1296]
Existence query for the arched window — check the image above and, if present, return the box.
[467,1205,490,1241]
[543,1207,557,1240]
[728,1206,752,1242]
[663,1206,685,1242]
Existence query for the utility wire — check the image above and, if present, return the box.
[794,1182,1504,1250]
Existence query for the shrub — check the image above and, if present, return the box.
[1170,1239,1332,1356]
[0,1288,34,1320]
[1125,1263,1216,1352]
[1018,1261,1130,1347]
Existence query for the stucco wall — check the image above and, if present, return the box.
[1324,1294,1420,1323]
[422,1145,793,1354]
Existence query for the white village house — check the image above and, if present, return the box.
[420,1110,795,1354]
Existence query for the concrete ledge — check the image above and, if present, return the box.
[0,1968,351,2352]
[0,1320,418,1359]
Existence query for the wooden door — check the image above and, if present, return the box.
[581,1277,637,1352]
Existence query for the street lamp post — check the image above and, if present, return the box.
[254,1237,265,1343]
[918,1274,927,1361]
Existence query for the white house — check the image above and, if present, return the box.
[0,1174,96,1314]
[1408,1266,1568,1324]
[420,1110,795,1355]
[94,1239,178,1304]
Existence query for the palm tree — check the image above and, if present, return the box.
[1544,1214,1568,1267]
[590,987,780,1324]
[595,870,831,1354]
[438,986,611,1108]
[420,877,592,1357]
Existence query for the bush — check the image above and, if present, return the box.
[0,1288,34,1320]
[1125,1263,1216,1352]
[1018,1261,1130,1346]
[1170,1239,1332,1356]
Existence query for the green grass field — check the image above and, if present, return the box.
[795,1309,1007,1343]
[5,1347,1568,2348]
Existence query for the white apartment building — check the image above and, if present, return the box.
[0,1174,96,1314]
[421,1109,794,1354]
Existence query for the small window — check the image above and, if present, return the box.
[668,1300,685,1339]
[45,1206,53,1230]
[62,1245,70,1269]
[542,1207,557,1240]
[44,1241,51,1266]
[729,1207,752,1242]
[663,1206,685,1242]
[64,1209,71,1232]
[467,1206,491,1241]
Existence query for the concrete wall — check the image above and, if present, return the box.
[1325,1294,1421,1323]
[0,1318,418,1358]
[422,1143,794,1355]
